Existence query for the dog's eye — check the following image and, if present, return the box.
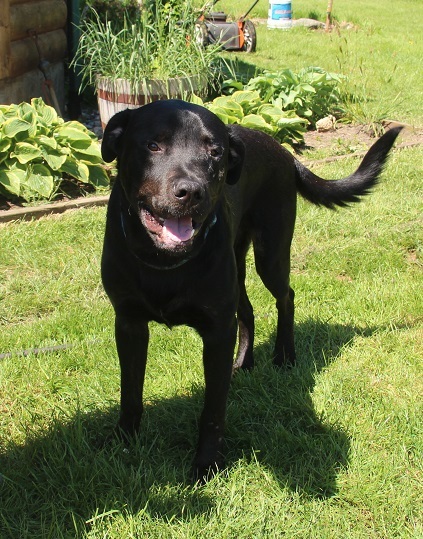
[209,148,222,158]
[147,142,160,152]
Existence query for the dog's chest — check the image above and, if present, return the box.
[138,277,214,328]
[152,294,189,327]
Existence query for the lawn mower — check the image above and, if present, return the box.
[195,0,258,53]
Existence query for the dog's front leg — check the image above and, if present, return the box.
[114,313,149,437]
[193,318,238,482]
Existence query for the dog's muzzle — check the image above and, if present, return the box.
[140,206,201,246]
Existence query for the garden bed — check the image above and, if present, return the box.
[302,121,422,154]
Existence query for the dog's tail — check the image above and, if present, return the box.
[294,126,402,209]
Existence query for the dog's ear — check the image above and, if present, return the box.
[226,125,245,185]
[101,109,132,162]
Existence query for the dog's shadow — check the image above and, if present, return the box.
[1,319,366,529]
[226,318,358,498]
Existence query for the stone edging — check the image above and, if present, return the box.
[0,195,109,223]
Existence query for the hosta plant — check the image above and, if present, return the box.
[194,90,308,146]
[0,98,109,202]
[223,67,344,128]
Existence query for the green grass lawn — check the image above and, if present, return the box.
[1,1,422,537]
[1,147,421,538]
[224,0,423,125]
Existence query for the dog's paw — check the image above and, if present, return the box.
[113,421,142,444]
[272,349,296,369]
[192,458,223,485]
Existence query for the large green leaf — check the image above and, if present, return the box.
[2,118,32,138]
[0,137,12,155]
[88,164,110,188]
[55,125,93,149]
[41,148,67,171]
[230,91,261,111]
[31,98,59,126]
[211,97,244,120]
[72,140,103,163]
[206,105,240,125]
[0,103,19,119]
[22,164,55,198]
[0,168,24,196]
[257,104,285,124]
[62,121,92,134]
[277,110,309,127]
[36,135,58,150]
[18,102,34,117]
[18,103,38,137]
[240,114,277,135]
[220,80,244,94]
[190,94,205,106]
[11,142,42,164]
[60,157,90,183]
[298,83,316,94]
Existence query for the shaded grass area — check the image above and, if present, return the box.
[0,145,422,537]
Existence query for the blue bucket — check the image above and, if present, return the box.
[268,0,292,29]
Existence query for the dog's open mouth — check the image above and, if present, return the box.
[140,206,200,247]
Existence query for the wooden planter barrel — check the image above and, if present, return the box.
[96,75,206,130]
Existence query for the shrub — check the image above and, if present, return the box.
[223,67,344,128]
[194,91,308,146]
[0,99,109,202]
[193,67,344,146]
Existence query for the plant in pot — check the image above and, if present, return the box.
[74,0,223,129]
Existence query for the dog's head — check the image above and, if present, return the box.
[102,100,245,256]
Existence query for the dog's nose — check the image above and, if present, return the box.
[173,180,205,204]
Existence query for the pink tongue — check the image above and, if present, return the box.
[163,216,194,243]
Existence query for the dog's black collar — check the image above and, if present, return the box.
[120,209,217,271]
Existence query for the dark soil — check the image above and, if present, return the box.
[302,122,423,154]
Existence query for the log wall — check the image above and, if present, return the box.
[0,1,11,80]
[0,0,67,110]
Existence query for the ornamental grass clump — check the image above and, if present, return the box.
[74,0,222,96]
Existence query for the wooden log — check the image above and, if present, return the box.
[0,0,11,79]
[9,29,67,79]
[0,63,65,109]
[10,0,42,6]
[10,0,67,41]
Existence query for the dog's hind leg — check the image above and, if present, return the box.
[273,286,296,367]
[253,229,296,367]
[233,228,255,371]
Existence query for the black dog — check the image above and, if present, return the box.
[101,99,401,481]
